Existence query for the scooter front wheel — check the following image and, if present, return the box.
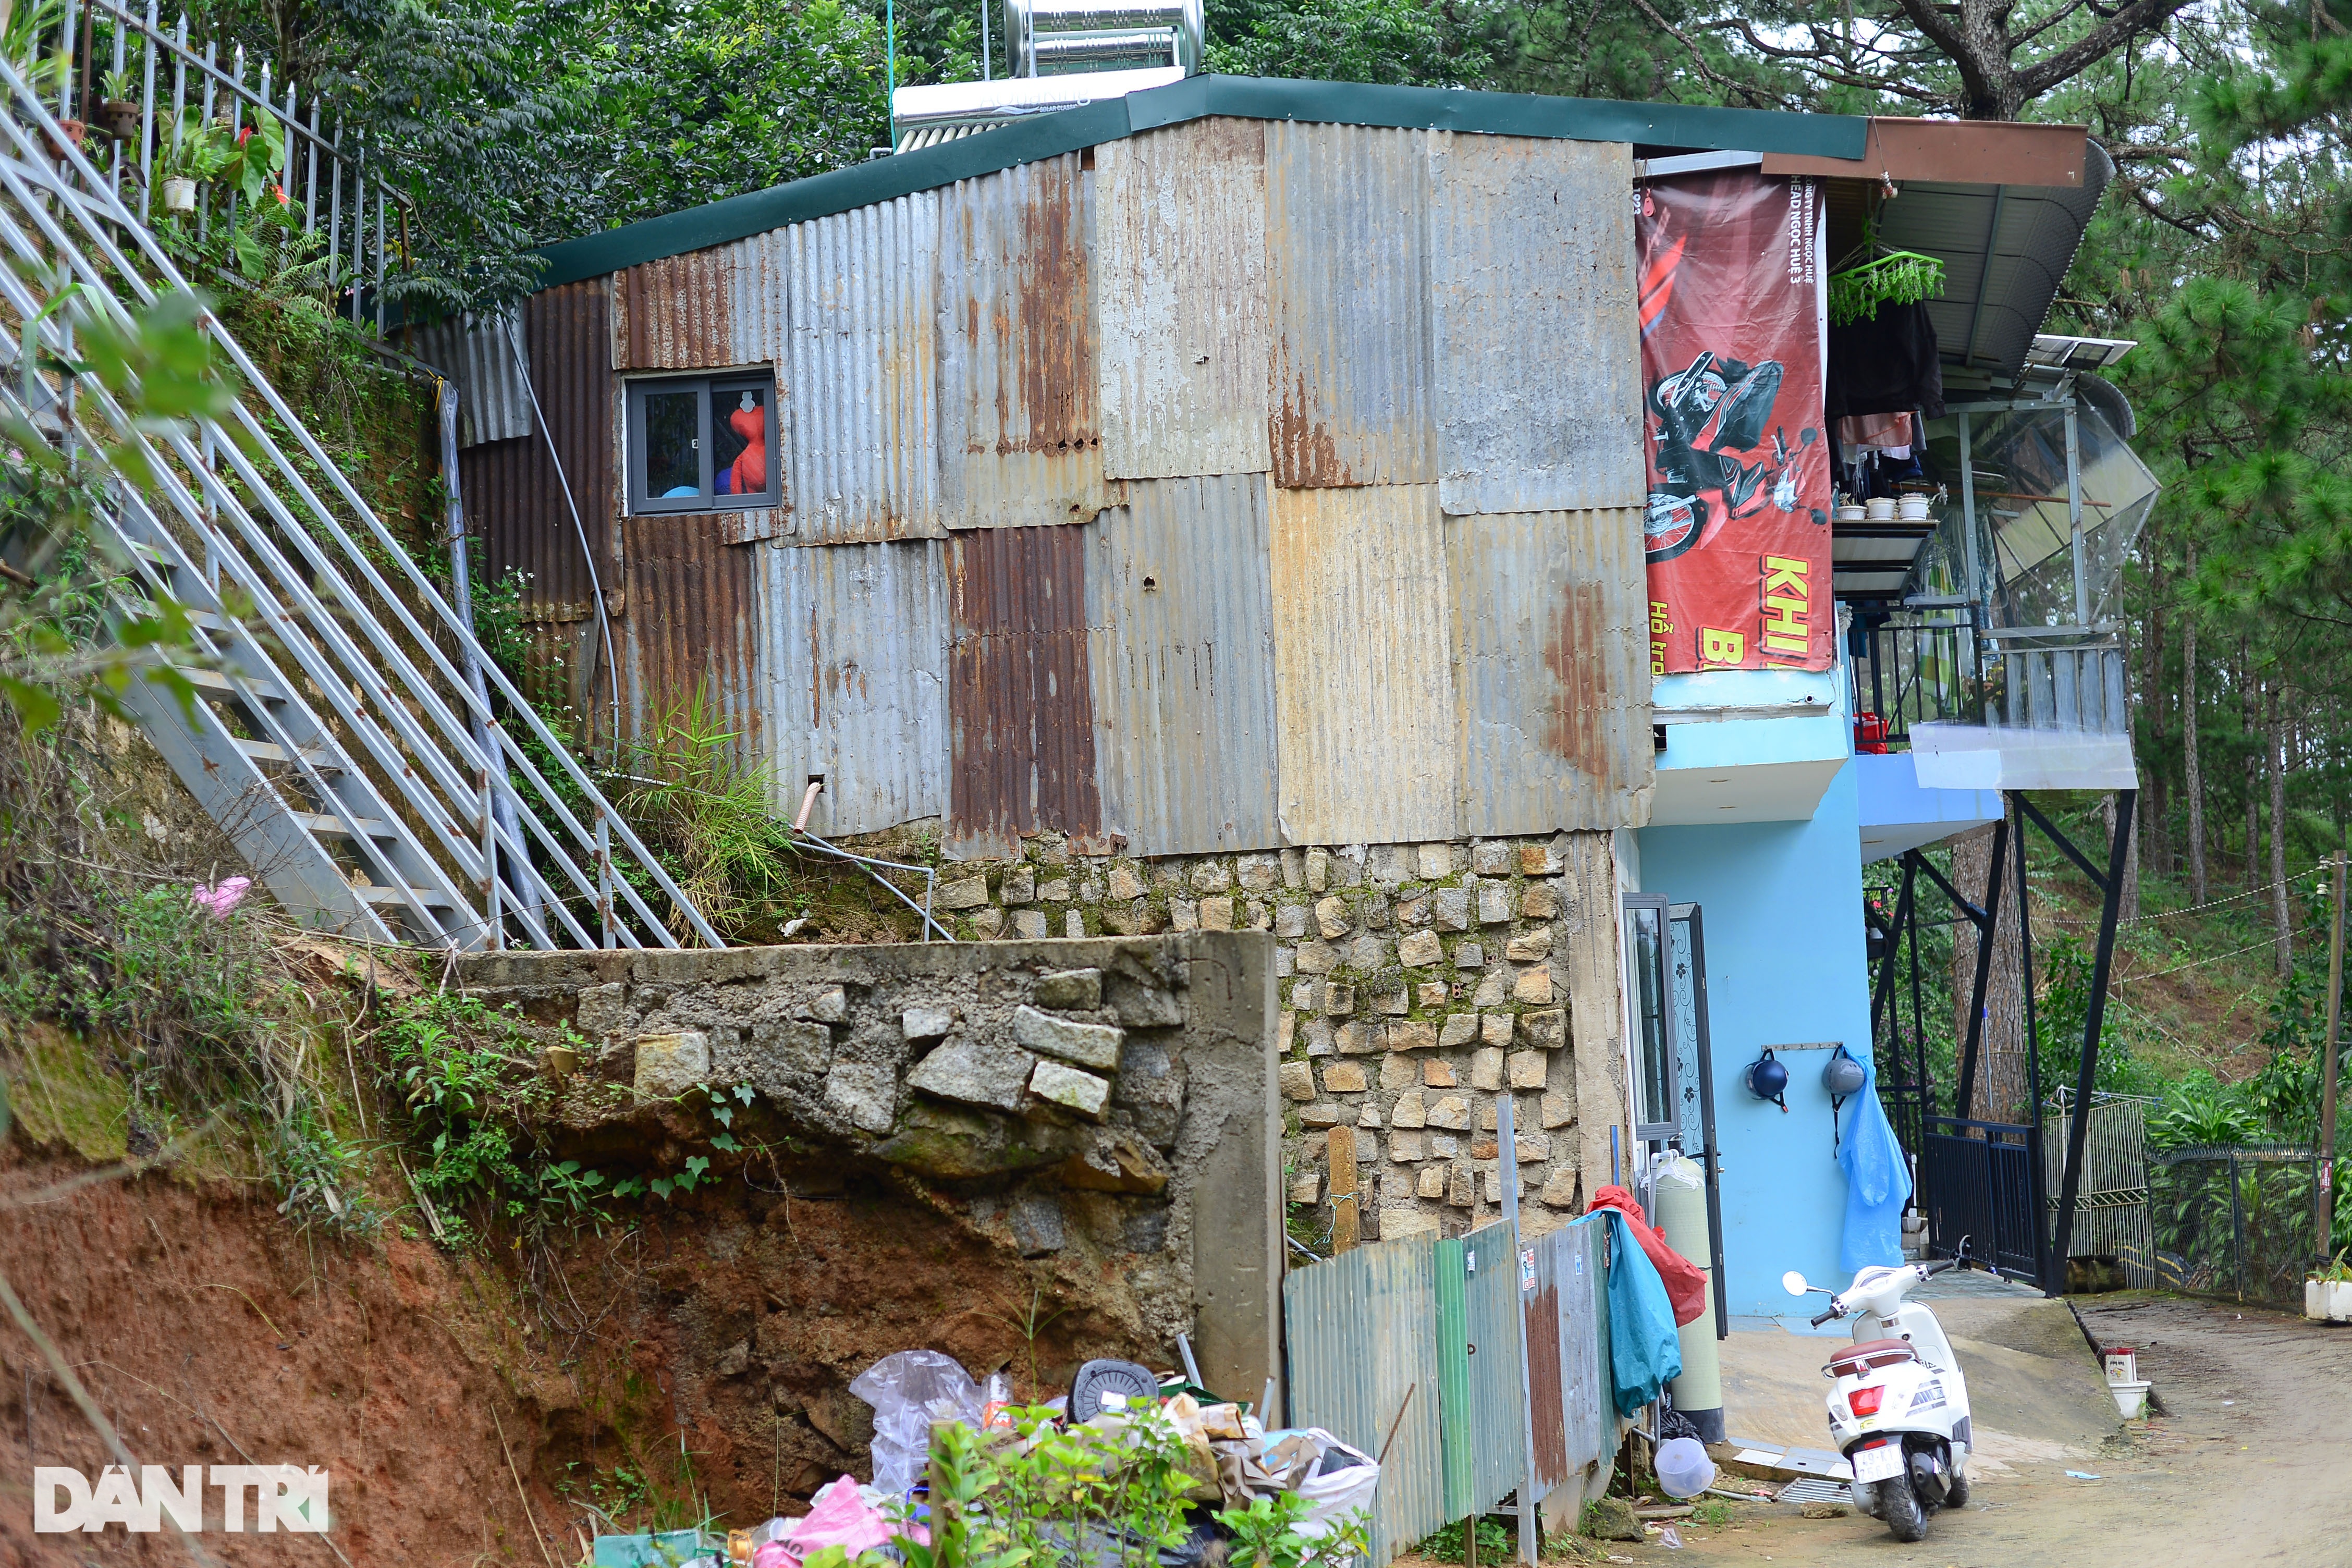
[1880,1475,1929,1542]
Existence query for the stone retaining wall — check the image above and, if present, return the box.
[908,828,1631,1247]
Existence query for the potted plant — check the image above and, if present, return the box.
[158,111,228,212]
[96,66,140,142]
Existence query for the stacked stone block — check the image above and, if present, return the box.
[918,831,1616,1246]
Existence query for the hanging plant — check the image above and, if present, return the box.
[1829,249,1947,326]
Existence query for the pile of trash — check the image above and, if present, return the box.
[589,1350,1380,1568]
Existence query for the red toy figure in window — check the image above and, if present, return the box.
[718,393,766,497]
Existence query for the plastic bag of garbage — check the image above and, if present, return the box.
[850,1351,982,1496]
[1653,1436,1716,1499]
[1255,1428,1377,1539]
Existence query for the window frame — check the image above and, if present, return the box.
[624,369,781,517]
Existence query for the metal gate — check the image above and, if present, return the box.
[1921,1116,2043,1283]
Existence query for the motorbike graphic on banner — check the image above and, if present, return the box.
[1637,172,1832,674]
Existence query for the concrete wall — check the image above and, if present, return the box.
[456,931,1280,1403]
[905,829,1632,1250]
[1635,760,1873,1316]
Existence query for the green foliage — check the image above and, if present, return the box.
[1216,1488,1369,1568]
[2146,1070,2265,1150]
[1206,0,1490,85]
[375,989,612,1241]
[1414,1516,1514,1565]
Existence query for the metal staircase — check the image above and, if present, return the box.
[0,58,720,951]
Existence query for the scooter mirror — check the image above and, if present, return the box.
[1781,1270,1809,1298]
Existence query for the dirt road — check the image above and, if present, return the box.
[1642,1294,2352,1567]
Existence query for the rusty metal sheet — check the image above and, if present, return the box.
[946,523,1102,859]
[1427,131,1645,516]
[1545,1213,1613,1478]
[1448,508,1652,835]
[938,154,1113,528]
[1086,474,1279,856]
[1265,121,1436,488]
[778,194,945,544]
[1457,1222,1529,1514]
[615,246,741,370]
[618,511,765,755]
[408,309,532,447]
[463,278,615,622]
[765,538,949,836]
[1269,485,1458,845]
[1281,1238,1449,1567]
[1097,117,1271,480]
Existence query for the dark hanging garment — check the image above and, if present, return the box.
[1826,300,1945,421]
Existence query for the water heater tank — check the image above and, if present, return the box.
[1003,0,1204,77]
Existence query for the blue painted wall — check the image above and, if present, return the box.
[1637,758,1876,1317]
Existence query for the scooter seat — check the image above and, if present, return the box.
[1827,1339,1917,1377]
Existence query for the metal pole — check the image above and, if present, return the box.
[302,98,318,230]
[196,38,212,241]
[2320,848,2346,1260]
[2013,793,2054,1294]
[136,0,155,220]
[1954,814,2008,1121]
[2064,401,2088,627]
[326,117,342,292]
[982,0,991,79]
[597,810,614,950]
[1499,1093,1539,1567]
[2052,791,2134,1271]
[59,0,79,119]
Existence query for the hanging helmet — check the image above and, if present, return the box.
[1822,1049,1869,1098]
[1745,1049,1790,1108]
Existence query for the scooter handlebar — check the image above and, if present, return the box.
[1810,1302,1842,1327]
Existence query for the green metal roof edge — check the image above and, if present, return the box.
[532,76,1869,291]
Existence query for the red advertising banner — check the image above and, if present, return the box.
[1637,172,1832,674]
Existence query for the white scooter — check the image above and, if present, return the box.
[1781,1239,1983,1542]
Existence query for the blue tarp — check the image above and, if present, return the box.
[1602,1210,1683,1416]
[1838,1046,1913,1271]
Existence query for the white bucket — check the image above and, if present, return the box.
[1865,496,1897,521]
[163,176,196,212]
[2311,1279,2328,1321]
[2110,1379,2151,1419]
[2329,1281,2352,1322]
[1834,505,1867,524]
[1897,494,1932,522]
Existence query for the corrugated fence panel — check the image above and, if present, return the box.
[1523,1240,1570,1496]
[1282,1239,1449,1567]
[1447,508,1653,836]
[462,278,614,626]
[1432,1235,1475,1520]
[947,523,1102,859]
[1269,485,1457,846]
[783,194,945,544]
[1539,1213,1615,1484]
[766,540,949,835]
[1097,118,1272,480]
[616,246,741,370]
[1264,122,1436,488]
[619,510,764,750]
[1428,131,1645,517]
[1459,1223,1527,1515]
[1087,475,1280,856]
[409,309,532,447]
[938,155,1112,528]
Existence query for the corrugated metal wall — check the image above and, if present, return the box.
[1447,509,1652,833]
[1087,475,1281,856]
[460,279,614,626]
[1427,132,1646,517]
[947,524,1103,858]
[938,154,1113,528]
[619,511,764,749]
[473,115,1665,849]
[781,196,946,543]
[1270,485,1460,846]
[408,310,533,447]
[1457,1222,1529,1515]
[766,540,950,835]
[1097,118,1272,480]
[1530,1214,1614,1487]
[1265,123,1436,488]
[1281,1239,1449,1566]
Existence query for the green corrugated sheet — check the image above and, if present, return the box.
[1432,1234,1474,1520]
[532,77,1869,289]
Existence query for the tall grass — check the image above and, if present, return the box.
[608,681,802,941]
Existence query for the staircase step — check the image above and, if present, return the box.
[233,738,342,770]
[353,883,458,910]
[182,666,288,705]
[289,810,396,841]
